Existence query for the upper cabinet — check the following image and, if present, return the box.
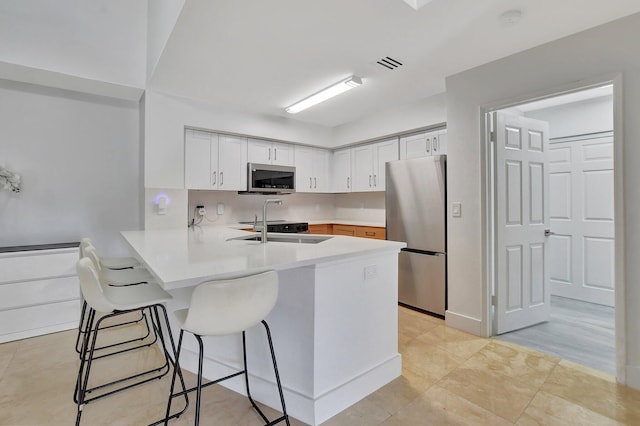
[399,128,447,159]
[350,138,398,192]
[248,138,294,166]
[331,148,352,193]
[295,146,330,193]
[185,130,247,191]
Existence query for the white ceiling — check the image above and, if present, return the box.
[1,0,639,128]
[148,0,640,128]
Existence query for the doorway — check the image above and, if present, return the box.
[487,84,617,374]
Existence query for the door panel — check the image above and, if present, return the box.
[494,112,550,334]
[398,251,445,315]
[548,136,614,306]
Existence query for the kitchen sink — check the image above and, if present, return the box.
[228,234,332,244]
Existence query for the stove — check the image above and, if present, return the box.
[266,222,308,233]
[240,220,309,233]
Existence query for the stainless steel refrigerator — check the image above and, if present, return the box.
[386,155,446,316]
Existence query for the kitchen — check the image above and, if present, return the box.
[2,0,640,424]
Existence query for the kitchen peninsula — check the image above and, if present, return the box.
[121,226,405,425]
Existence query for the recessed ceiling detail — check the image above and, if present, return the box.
[376,57,403,70]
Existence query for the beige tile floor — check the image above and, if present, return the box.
[1,306,640,425]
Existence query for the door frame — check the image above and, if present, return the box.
[480,73,626,382]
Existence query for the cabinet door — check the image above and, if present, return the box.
[331,149,352,192]
[294,145,315,192]
[351,144,375,192]
[218,134,247,191]
[433,129,447,155]
[247,138,271,164]
[400,132,433,159]
[333,225,356,236]
[185,130,213,189]
[313,148,331,192]
[271,142,294,166]
[373,138,398,191]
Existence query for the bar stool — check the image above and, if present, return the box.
[75,245,155,355]
[164,270,290,426]
[80,238,140,270]
[74,258,188,425]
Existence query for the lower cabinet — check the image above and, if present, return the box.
[311,224,385,240]
[0,246,81,343]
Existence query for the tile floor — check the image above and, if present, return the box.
[1,306,639,425]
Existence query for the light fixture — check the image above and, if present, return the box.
[285,76,362,114]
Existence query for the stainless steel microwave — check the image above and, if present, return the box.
[247,163,296,193]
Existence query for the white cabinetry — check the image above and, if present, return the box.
[350,138,398,192]
[399,128,447,159]
[248,138,294,166]
[185,129,248,191]
[331,148,352,193]
[295,146,330,192]
[0,246,80,343]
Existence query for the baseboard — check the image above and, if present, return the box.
[625,365,640,391]
[444,310,483,336]
[0,321,78,344]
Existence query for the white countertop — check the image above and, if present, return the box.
[121,226,404,290]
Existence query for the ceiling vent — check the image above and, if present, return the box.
[376,57,403,70]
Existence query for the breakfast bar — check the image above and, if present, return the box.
[121,226,405,425]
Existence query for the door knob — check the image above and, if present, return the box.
[544,229,555,237]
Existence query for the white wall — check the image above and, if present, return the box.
[144,90,333,190]
[147,0,185,82]
[187,192,337,226]
[0,79,141,256]
[526,95,613,139]
[445,12,640,388]
[0,0,147,89]
[331,92,447,147]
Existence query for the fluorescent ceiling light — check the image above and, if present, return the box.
[286,76,362,114]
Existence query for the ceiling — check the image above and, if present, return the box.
[1,0,639,129]
[148,0,640,128]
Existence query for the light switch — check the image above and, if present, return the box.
[452,202,462,217]
[217,203,225,215]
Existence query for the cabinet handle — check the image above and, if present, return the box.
[268,147,271,160]
[369,175,372,187]
[314,177,317,189]
[347,177,350,189]
[310,177,313,189]
[274,147,277,161]
[211,171,217,186]
[434,136,439,152]
[220,172,224,186]
[365,231,375,236]
[373,174,377,187]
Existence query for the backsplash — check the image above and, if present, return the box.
[187,191,385,225]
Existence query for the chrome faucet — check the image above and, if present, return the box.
[261,199,282,243]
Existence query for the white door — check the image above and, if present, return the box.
[494,112,550,334]
[374,138,399,191]
[331,149,351,192]
[351,144,375,192]
[247,138,272,164]
[295,145,315,192]
[400,132,432,159]
[184,130,213,190]
[548,135,615,306]
[313,148,331,192]
[217,134,247,191]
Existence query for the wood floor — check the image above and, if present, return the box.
[498,295,615,375]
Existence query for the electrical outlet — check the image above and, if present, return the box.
[364,265,377,280]
[196,205,206,216]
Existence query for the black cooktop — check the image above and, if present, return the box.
[240,220,309,233]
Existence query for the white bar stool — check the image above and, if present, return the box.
[80,238,140,270]
[74,258,188,425]
[75,244,155,355]
[164,270,290,426]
